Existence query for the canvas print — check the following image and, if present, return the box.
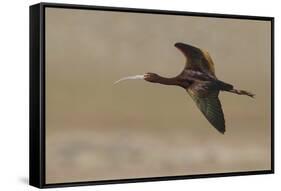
[43,6,272,184]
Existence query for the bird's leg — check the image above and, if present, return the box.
[228,89,255,98]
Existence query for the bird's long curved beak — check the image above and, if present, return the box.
[114,75,144,85]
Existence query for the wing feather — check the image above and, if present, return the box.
[187,89,225,134]
[185,49,216,77]
[200,50,215,76]
[175,43,216,77]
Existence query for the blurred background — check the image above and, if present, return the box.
[45,7,271,183]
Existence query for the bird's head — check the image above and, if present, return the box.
[144,72,160,83]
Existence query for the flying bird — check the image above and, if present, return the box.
[114,42,254,134]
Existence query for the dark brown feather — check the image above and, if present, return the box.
[187,83,225,134]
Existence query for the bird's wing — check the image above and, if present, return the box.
[175,43,216,76]
[200,50,216,76]
[185,49,216,77]
[187,84,225,134]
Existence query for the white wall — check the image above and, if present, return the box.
[0,0,279,190]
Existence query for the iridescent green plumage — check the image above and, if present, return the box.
[188,89,225,133]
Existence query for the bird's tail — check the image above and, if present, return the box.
[228,89,255,98]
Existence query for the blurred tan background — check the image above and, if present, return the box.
[45,7,271,184]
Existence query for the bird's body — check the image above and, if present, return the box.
[115,42,254,134]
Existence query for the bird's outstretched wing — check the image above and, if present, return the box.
[175,43,216,77]
[187,84,225,134]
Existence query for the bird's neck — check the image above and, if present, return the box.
[156,75,179,86]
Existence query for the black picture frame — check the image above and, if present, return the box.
[29,2,274,188]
